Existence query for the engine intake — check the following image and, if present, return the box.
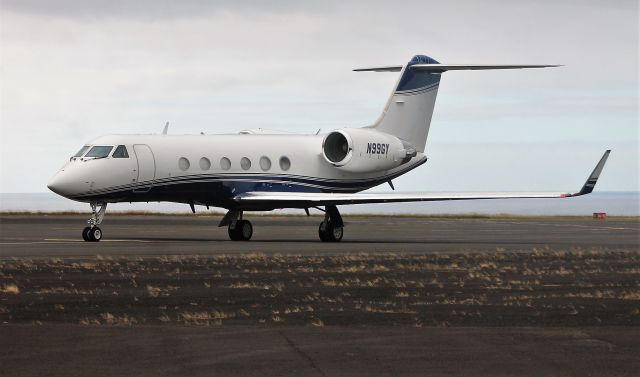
[322,131,352,166]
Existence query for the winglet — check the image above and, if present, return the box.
[571,150,611,196]
[162,122,169,135]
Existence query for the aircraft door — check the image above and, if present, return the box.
[133,144,156,192]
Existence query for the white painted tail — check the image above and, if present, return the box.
[357,55,559,153]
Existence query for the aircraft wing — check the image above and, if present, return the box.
[233,150,610,208]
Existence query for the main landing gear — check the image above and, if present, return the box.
[318,205,343,242]
[219,206,344,242]
[219,209,253,241]
[82,202,107,242]
[228,219,253,241]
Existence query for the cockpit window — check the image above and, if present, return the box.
[85,146,113,158]
[112,145,129,158]
[73,145,90,158]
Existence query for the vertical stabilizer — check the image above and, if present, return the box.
[368,55,442,153]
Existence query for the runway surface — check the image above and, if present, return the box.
[1,215,639,376]
[0,214,638,256]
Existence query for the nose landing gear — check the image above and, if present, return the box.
[82,202,107,242]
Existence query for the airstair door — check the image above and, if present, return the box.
[133,144,156,192]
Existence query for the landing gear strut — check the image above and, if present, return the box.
[219,206,343,242]
[318,205,343,242]
[82,202,107,242]
[219,209,253,241]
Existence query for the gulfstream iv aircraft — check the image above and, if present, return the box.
[47,55,610,242]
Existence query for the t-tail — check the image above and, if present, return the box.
[356,55,560,153]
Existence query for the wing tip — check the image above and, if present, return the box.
[574,149,611,196]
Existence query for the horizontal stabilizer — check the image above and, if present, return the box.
[411,64,560,72]
[354,64,560,73]
[353,66,403,72]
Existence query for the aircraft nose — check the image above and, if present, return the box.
[47,171,76,198]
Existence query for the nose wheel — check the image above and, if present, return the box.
[82,226,103,242]
[82,202,107,242]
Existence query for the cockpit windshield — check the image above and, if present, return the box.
[73,145,90,158]
[85,146,114,158]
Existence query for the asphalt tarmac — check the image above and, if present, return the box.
[1,215,639,376]
[0,214,638,256]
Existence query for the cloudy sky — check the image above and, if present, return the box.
[0,0,637,194]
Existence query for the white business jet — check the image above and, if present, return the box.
[47,55,610,242]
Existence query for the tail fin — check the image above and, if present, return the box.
[358,55,559,153]
[364,55,442,153]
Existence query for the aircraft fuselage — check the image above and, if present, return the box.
[48,133,426,210]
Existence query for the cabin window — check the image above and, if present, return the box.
[279,156,291,171]
[240,157,251,170]
[199,157,211,170]
[73,145,90,158]
[85,146,113,158]
[220,157,231,170]
[259,156,271,171]
[112,145,129,158]
[178,157,190,171]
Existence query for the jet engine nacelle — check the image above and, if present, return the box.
[321,128,417,173]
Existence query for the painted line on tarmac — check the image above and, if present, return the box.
[0,239,154,244]
[44,238,154,243]
[493,221,637,231]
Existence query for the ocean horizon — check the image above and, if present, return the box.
[0,192,637,216]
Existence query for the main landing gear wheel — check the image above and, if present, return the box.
[318,220,343,242]
[229,220,253,241]
[82,226,102,242]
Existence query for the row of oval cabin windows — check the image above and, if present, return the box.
[178,156,291,172]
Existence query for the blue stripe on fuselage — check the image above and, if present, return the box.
[68,157,428,205]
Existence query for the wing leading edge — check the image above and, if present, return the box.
[233,150,610,208]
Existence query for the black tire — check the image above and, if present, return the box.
[82,227,92,242]
[318,221,329,242]
[229,220,252,241]
[228,222,241,241]
[88,227,102,242]
[319,221,343,242]
[238,220,253,241]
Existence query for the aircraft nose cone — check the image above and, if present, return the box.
[47,172,75,198]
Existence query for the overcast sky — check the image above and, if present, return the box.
[0,0,637,194]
